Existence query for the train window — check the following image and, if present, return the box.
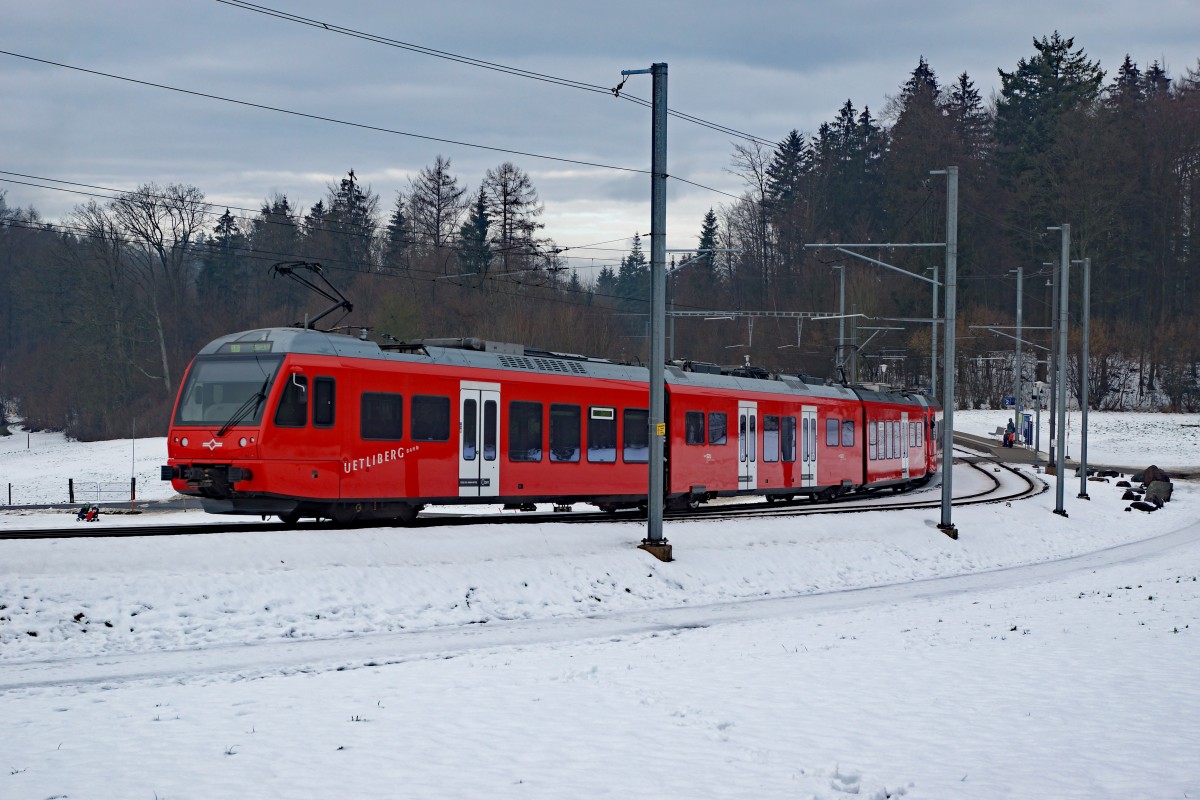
[748,415,756,462]
[587,407,617,463]
[826,418,839,447]
[685,411,705,445]
[411,395,451,441]
[894,421,901,456]
[550,404,581,463]
[313,377,335,427]
[174,355,283,426]
[914,422,922,449]
[509,401,543,462]
[841,420,854,447]
[708,412,727,445]
[782,416,796,462]
[868,421,877,460]
[274,373,308,428]
[361,392,403,440]
[623,408,649,463]
[462,399,477,461]
[762,415,779,462]
[483,400,497,460]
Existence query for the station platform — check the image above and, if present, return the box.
[950,430,1198,478]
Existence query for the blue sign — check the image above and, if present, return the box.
[1002,396,1016,408]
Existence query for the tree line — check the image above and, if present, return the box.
[1,32,1198,439]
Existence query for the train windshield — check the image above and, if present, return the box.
[173,355,284,426]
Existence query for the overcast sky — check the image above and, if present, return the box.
[3,0,1198,272]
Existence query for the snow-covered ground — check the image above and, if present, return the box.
[2,414,1199,799]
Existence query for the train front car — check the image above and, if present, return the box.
[161,328,378,524]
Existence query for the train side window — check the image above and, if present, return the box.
[894,421,901,456]
[508,401,543,462]
[685,411,705,445]
[411,395,451,442]
[762,415,780,462]
[868,421,877,460]
[462,399,477,461]
[274,374,308,427]
[623,408,649,463]
[361,392,403,440]
[313,377,335,428]
[914,422,922,448]
[841,419,854,447]
[587,407,616,463]
[708,412,727,445]
[781,416,796,462]
[826,418,839,447]
[483,400,497,461]
[550,404,581,463]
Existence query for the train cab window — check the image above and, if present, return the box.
[841,420,854,447]
[763,415,780,462]
[868,421,878,460]
[587,407,617,463]
[313,377,335,427]
[623,408,649,463]
[274,374,308,428]
[361,392,403,440]
[550,404,581,463]
[781,416,796,462]
[708,412,727,445]
[826,418,840,447]
[509,401,543,462]
[411,395,451,441]
[685,411,705,445]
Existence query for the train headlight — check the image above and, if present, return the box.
[239,437,248,447]
[181,437,189,447]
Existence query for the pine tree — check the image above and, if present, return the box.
[381,192,410,271]
[994,31,1103,181]
[457,187,492,279]
[615,234,649,313]
[325,169,379,271]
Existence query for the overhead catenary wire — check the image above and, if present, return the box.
[213,0,779,148]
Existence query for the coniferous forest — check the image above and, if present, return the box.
[2,33,1199,439]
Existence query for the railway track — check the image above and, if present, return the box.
[0,445,1043,540]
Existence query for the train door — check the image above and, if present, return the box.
[459,382,500,497]
[801,405,818,488]
[737,401,757,490]
[900,412,910,479]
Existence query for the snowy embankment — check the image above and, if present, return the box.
[2,414,1199,799]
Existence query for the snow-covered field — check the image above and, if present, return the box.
[2,413,1199,799]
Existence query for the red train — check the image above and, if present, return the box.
[161,327,942,524]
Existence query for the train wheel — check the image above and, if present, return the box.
[765,495,776,505]
[278,510,301,526]
[394,504,420,525]
[332,505,358,525]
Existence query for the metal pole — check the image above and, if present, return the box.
[936,167,958,538]
[835,265,846,370]
[1048,258,1058,465]
[1078,257,1091,499]
[930,265,938,397]
[1053,224,1070,516]
[645,62,669,553]
[1013,267,1023,442]
[850,303,858,382]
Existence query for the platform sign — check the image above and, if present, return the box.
[1002,395,1016,408]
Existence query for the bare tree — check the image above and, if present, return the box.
[110,182,207,394]
[407,156,468,252]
